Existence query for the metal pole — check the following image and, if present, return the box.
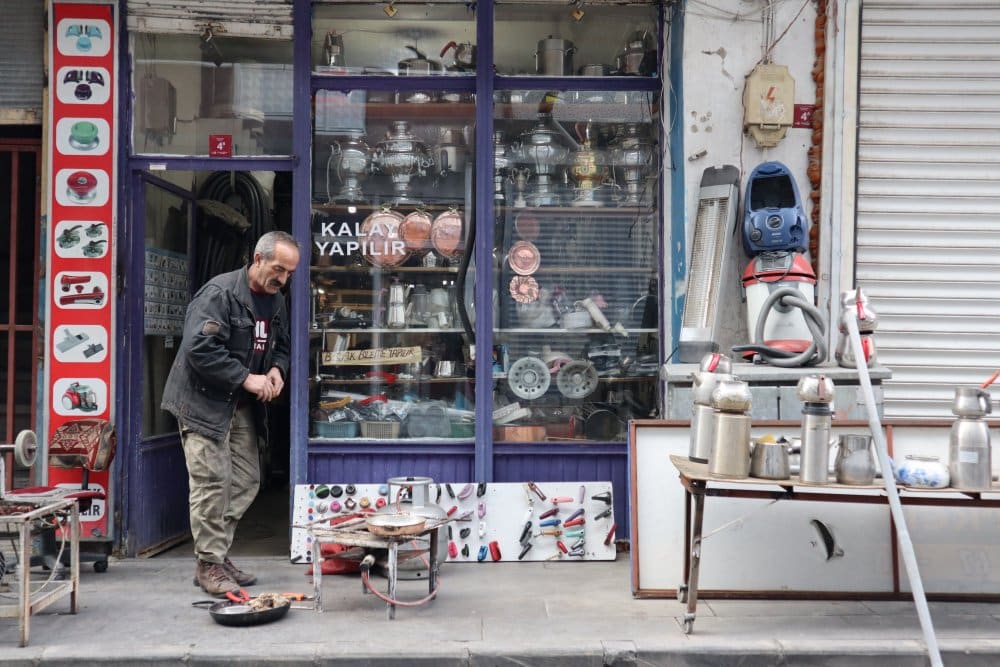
[845,314,943,667]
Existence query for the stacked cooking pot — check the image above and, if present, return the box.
[708,377,753,479]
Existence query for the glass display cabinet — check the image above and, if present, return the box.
[491,91,660,444]
[306,0,661,447]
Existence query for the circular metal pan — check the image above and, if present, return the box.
[507,356,551,400]
[361,208,408,267]
[509,275,539,303]
[556,360,600,399]
[399,209,433,256]
[430,209,464,259]
[508,241,541,276]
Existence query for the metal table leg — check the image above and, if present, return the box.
[311,534,324,612]
[428,528,439,599]
[386,541,398,619]
[683,488,706,634]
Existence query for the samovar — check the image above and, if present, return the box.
[373,120,434,205]
[328,131,372,202]
[516,113,570,207]
[568,121,609,207]
[609,123,655,207]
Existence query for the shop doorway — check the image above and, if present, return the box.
[121,169,293,557]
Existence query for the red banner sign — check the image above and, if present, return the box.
[45,2,117,539]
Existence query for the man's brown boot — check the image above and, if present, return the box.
[223,557,257,587]
[195,559,238,597]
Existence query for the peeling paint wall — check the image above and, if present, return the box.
[680,0,818,270]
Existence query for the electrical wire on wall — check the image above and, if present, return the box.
[195,172,275,287]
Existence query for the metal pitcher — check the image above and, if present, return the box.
[834,434,875,485]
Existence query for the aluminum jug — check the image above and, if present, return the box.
[834,434,875,485]
[387,279,406,328]
[688,370,733,463]
[953,386,991,418]
[949,419,991,490]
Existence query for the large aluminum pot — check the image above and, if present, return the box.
[535,36,575,75]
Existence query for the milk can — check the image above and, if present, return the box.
[797,374,834,484]
[708,378,752,478]
[688,353,733,463]
[949,387,993,491]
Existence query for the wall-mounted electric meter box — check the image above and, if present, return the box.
[743,63,795,148]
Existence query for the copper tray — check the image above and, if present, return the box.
[399,209,433,256]
[509,275,539,303]
[508,241,541,276]
[431,209,464,259]
[360,208,408,267]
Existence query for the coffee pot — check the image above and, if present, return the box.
[324,32,346,68]
[440,41,476,72]
[688,352,734,463]
[708,378,752,478]
[798,374,835,484]
[835,288,878,368]
[949,386,993,490]
[387,278,406,329]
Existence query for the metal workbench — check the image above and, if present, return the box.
[0,497,80,646]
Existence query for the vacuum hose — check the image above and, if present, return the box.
[732,287,827,367]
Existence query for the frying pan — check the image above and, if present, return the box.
[192,599,290,627]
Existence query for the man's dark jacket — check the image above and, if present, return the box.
[161,265,290,441]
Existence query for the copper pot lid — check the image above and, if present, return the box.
[509,275,539,303]
[431,209,464,259]
[399,210,433,255]
[360,208,408,267]
[508,241,541,276]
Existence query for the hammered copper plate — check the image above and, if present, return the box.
[360,208,408,267]
[430,209,464,259]
[399,210,433,255]
[508,241,541,276]
[509,275,540,303]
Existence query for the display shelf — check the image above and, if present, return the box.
[313,326,467,335]
[494,327,657,335]
[492,373,654,384]
[310,265,462,275]
[495,101,656,124]
[318,376,470,385]
[505,205,655,218]
[313,102,476,122]
[311,201,468,215]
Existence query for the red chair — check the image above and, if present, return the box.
[4,419,116,572]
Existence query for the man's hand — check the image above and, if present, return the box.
[266,367,285,396]
[242,373,277,402]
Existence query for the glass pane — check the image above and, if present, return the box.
[0,152,10,325]
[142,181,189,437]
[312,2,476,76]
[494,3,659,77]
[131,33,293,156]
[493,91,660,443]
[15,150,39,327]
[310,91,476,441]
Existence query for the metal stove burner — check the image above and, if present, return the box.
[556,360,599,398]
[507,356,550,400]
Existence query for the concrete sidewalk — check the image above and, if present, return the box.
[0,555,998,665]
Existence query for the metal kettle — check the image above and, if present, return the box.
[440,40,476,71]
[387,279,406,328]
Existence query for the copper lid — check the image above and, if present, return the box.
[360,208,408,267]
[509,275,540,303]
[399,210,433,255]
[431,209,464,259]
[508,241,541,276]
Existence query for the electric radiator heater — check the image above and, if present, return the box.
[679,165,743,362]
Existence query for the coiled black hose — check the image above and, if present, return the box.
[732,286,827,367]
[195,172,274,287]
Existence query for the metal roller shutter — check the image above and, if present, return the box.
[856,0,1000,419]
[0,2,44,119]
[127,0,292,38]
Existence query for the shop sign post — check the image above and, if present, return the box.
[44,1,117,539]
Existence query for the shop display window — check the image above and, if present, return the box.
[130,33,293,156]
[312,1,476,76]
[494,2,659,77]
[309,89,477,441]
[306,1,662,446]
[492,90,661,443]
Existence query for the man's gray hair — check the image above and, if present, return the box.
[255,230,300,259]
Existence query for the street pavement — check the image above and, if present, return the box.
[0,554,998,665]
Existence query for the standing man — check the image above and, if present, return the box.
[162,231,301,596]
